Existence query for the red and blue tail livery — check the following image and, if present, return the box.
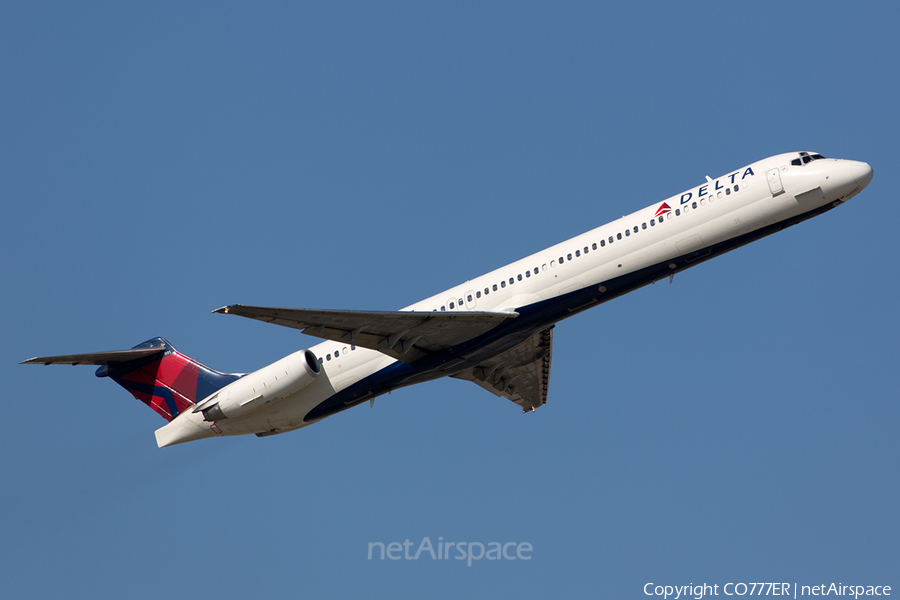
[96,338,243,421]
[25,338,242,422]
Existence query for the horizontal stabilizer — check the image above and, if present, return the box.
[21,346,166,366]
[214,305,517,363]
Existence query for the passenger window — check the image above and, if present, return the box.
[449,302,455,309]
[343,347,348,355]
[525,271,531,278]
[642,223,647,230]
[550,260,556,268]
[600,239,606,247]
[534,268,539,275]
[559,257,565,264]
[326,354,331,361]
[633,226,638,233]
[616,233,622,240]
[584,246,589,254]
[725,188,731,195]
[440,306,446,311]
[625,230,630,237]
[484,288,489,295]
[476,291,481,298]
[692,202,697,209]
[501,281,506,288]
[592,243,597,250]
[517,274,522,281]
[508,278,514,285]
[609,236,614,243]
[567,253,573,260]
[735,184,739,191]
[467,294,473,302]
[575,250,580,257]
[650,219,655,226]
[351,345,356,351]
[493,284,498,291]
[675,209,681,216]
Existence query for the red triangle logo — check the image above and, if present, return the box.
[654,202,671,217]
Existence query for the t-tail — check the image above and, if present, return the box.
[22,337,242,421]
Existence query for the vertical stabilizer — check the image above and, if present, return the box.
[94,338,242,421]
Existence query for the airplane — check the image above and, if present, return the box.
[22,152,873,447]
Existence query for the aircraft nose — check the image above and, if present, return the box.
[850,161,873,189]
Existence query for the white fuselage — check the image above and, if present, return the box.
[155,152,872,447]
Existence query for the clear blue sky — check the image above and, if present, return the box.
[3,2,897,598]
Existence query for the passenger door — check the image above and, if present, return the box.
[766,168,784,196]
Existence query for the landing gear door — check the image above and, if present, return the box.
[766,168,785,196]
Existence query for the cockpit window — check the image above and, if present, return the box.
[792,152,827,166]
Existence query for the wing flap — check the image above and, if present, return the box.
[213,305,517,363]
[452,326,553,412]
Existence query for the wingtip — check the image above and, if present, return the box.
[20,357,58,366]
[212,306,232,314]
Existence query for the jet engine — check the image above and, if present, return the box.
[197,349,320,421]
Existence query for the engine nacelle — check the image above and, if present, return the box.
[199,349,320,421]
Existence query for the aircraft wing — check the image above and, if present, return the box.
[213,305,518,363]
[21,346,166,366]
[451,326,553,412]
